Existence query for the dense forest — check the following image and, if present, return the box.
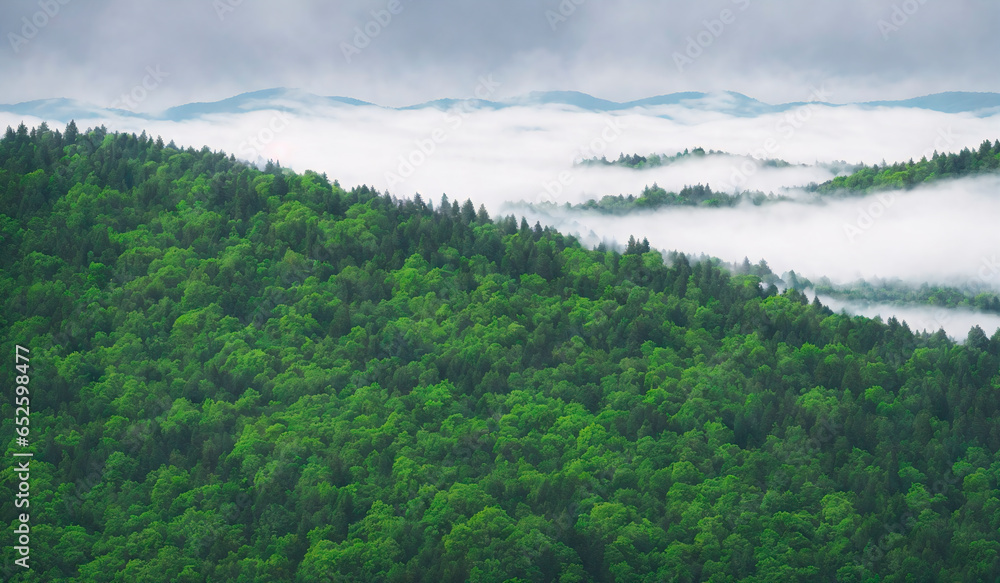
[575,140,1000,194]
[3,122,1000,582]
[810,280,1000,317]
[813,140,1000,193]
[567,139,1000,214]
[528,184,781,214]
[732,263,1000,319]
[727,262,1000,318]
[577,148,796,172]
[531,141,1000,319]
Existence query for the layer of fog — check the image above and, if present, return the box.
[518,178,1000,291]
[813,294,1000,339]
[5,100,1000,337]
[6,100,1000,213]
[517,179,1000,339]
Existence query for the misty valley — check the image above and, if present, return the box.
[506,142,1000,342]
[7,0,1000,580]
[2,103,1000,580]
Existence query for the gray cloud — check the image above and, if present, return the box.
[1,0,997,108]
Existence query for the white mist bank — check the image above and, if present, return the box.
[4,101,1000,337]
[815,294,1000,340]
[4,100,1000,215]
[516,177,1000,293]
[515,178,1000,339]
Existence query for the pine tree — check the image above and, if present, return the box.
[461,199,476,224]
[476,204,490,224]
[625,235,638,254]
[64,120,79,144]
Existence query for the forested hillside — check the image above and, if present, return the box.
[811,280,1000,317]
[557,139,1000,215]
[540,184,779,213]
[2,122,1000,582]
[814,140,1000,193]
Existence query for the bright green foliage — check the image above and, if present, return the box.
[817,139,1000,193]
[814,279,1000,316]
[2,123,1000,581]
[533,184,784,213]
[563,140,1000,215]
[567,184,764,211]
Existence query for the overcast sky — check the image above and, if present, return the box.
[1,0,997,109]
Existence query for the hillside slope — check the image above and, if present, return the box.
[2,122,999,582]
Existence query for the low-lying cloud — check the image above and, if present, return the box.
[815,294,1000,340]
[5,99,1000,208]
[520,178,1000,291]
[4,98,1000,337]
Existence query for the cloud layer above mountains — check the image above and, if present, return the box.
[7,95,996,204]
[5,95,999,283]
[3,92,1000,336]
[2,0,999,108]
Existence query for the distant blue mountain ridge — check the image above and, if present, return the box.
[3,88,1000,123]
